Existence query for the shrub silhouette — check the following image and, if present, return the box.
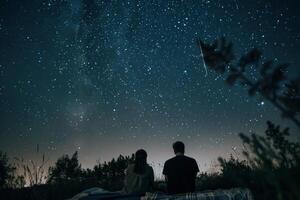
[197,38,300,128]
[0,153,136,199]
[239,121,300,169]
[92,154,134,190]
[12,144,48,187]
[0,151,26,189]
[197,37,300,200]
[46,152,134,191]
[47,151,82,184]
[0,151,16,189]
[195,122,300,199]
[238,121,300,199]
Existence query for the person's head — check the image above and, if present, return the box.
[134,149,147,174]
[173,141,185,155]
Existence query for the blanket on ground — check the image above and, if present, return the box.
[68,187,253,200]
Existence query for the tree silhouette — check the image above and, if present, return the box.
[197,38,300,128]
[196,37,300,199]
[0,151,26,189]
[206,122,300,199]
[239,121,300,169]
[47,151,82,183]
[0,151,15,189]
[93,154,134,190]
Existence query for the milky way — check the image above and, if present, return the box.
[0,0,299,177]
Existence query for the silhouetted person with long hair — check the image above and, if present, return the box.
[163,141,199,194]
[123,149,154,194]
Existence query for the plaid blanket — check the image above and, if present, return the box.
[69,188,253,200]
[142,188,253,200]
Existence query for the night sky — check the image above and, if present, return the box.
[0,0,299,178]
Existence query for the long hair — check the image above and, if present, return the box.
[134,149,147,174]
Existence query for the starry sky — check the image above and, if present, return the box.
[0,0,299,178]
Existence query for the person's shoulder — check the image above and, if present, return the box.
[145,164,153,173]
[183,155,197,162]
[165,156,177,164]
[184,156,199,171]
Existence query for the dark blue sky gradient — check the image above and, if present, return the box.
[0,0,299,177]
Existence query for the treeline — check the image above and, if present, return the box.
[0,150,135,191]
[0,151,136,200]
[195,121,300,199]
[1,121,300,199]
[47,152,135,190]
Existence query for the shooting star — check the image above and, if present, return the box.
[197,39,208,77]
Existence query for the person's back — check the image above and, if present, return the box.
[123,163,154,194]
[123,149,154,194]
[163,141,199,194]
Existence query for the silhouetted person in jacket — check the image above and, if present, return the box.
[123,149,154,194]
[163,141,199,194]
